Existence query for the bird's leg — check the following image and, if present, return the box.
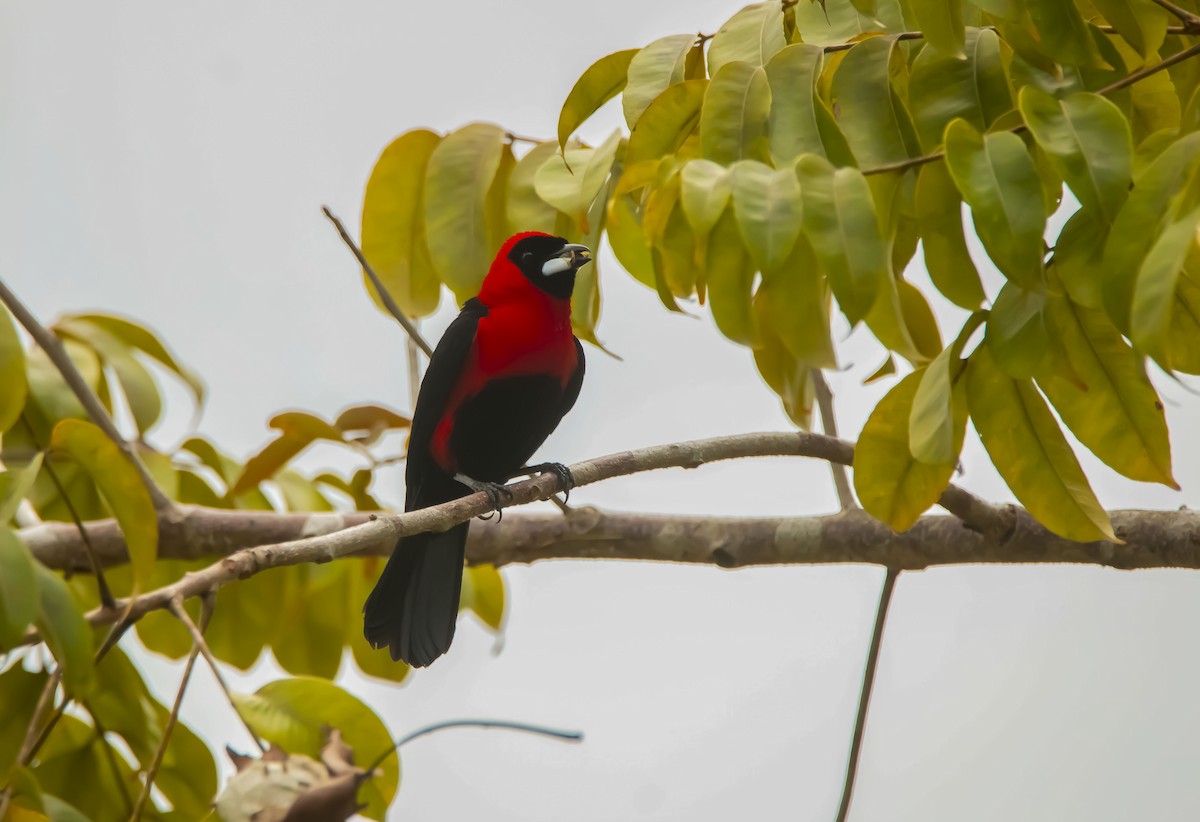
[453,473,514,522]
[511,462,576,504]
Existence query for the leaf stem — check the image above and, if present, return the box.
[366,719,583,775]
[811,370,857,511]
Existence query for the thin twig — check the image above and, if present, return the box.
[836,568,899,822]
[169,594,267,754]
[20,413,116,608]
[16,668,62,765]
[366,719,583,775]
[0,278,173,511]
[823,30,926,52]
[321,206,434,358]
[130,598,214,821]
[1148,0,1200,26]
[406,336,422,409]
[87,706,134,814]
[810,370,856,511]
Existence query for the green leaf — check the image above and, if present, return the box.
[0,307,27,433]
[1026,0,1104,67]
[679,160,732,248]
[1167,257,1200,374]
[910,0,965,57]
[863,278,936,364]
[754,234,837,368]
[792,0,906,45]
[534,130,622,232]
[0,528,38,648]
[623,34,695,128]
[272,564,349,679]
[967,345,1116,542]
[986,282,1053,378]
[67,313,204,411]
[831,35,920,167]
[909,28,1012,151]
[361,129,443,319]
[0,452,44,524]
[703,209,758,345]
[50,419,157,592]
[572,172,611,347]
[624,79,708,166]
[507,141,562,236]
[424,122,507,302]
[1132,207,1200,369]
[0,666,50,784]
[232,411,346,494]
[700,62,771,165]
[910,312,985,464]
[914,162,985,309]
[854,371,962,531]
[1035,296,1177,487]
[1103,133,1200,329]
[706,2,787,75]
[944,118,1047,290]
[205,566,285,670]
[53,319,162,435]
[558,49,638,149]
[730,160,802,273]
[606,193,656,289]
[234,677,399,820]
[1092,0,1169,59]
[764,44,854,166]
[33,563,94,694]
[1054,209,1108,308]
[753,327,815,428]
[462,564,505,631]
[348,559,410,684]
[797,155,886,324]
[1019,88,1132,225]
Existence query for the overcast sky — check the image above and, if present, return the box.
[4,2,1200,820]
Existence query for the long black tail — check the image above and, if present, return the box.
[363,480,468,667]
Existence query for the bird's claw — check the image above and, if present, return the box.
[454,473,514,522]
[525,462,575,504]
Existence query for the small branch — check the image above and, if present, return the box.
[321,206,434,358]
[0,278,173,512]
[406,336,422,410]
[20,414,116,609]
[505,132,544,145]
[823,31,926,52]
[1148,0,1200,27]
[87,705,134,814]
[169,595,266,754]
[810,370,856,511]
[16,668,62,766]
[1096,40,1200,96]
[130,598,213,821]
[366,719,583,775]
[836,568,899,822]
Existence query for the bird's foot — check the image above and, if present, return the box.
[454,473,514,522]
[520,462,576,504]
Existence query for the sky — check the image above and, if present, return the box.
[3,1,1200,820]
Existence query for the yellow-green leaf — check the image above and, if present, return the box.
[0,528,38,649]
[234,676,398,820]
[703,209,758,344]
[507,141,562,235]
[753,327,815,429]
[986,282,1053,378]
[559,49,638,149]
[1020,88,1132,225]
[797,155,886,324]
[462,564,505,631]
[50,419,157,592]
[0,453,43,523]
[233,411,346,494]
[1132,207,1200,369]
[679,160,732,249]
[764,44,854,166]
[915,162,985,309]
[707,2,787,75]
[910,312,984,464]
[624,79,708,167]
[534,130,622,231]
[33,563,95,694]
[730,160,802,273]
[623,34,695,128]
[909,28,1011,151]
[910,0,965,57]
[754,234,836,368]
[1054,209,1107,309]
[944,118,1047,290]
[425,122,507,302]
[831,35,919,167]
[0,307,27,433]
[1038,296,1177,487]
[700,62,771,165]
[1026,0,1104,67]
[966,345,1116,542]
[854,371,961,531]
[607,192,657,289]
[1092,0,1168,58]
[54,318,162,435]
[68,313,204,410]
[361,129,443,319]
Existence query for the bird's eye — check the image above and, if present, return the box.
[522,252,533,263]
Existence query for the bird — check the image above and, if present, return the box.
[363,232,591,667]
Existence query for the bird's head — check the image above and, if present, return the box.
[491,232,592,301]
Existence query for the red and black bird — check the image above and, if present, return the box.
[363,232,591,667]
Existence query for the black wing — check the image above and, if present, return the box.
[405,298,488,511]
[558,336,586,419]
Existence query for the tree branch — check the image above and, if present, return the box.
[1148,0,1200,27]
[810,370,856,511]
[322,206,434,358]
[0,277,173,512]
